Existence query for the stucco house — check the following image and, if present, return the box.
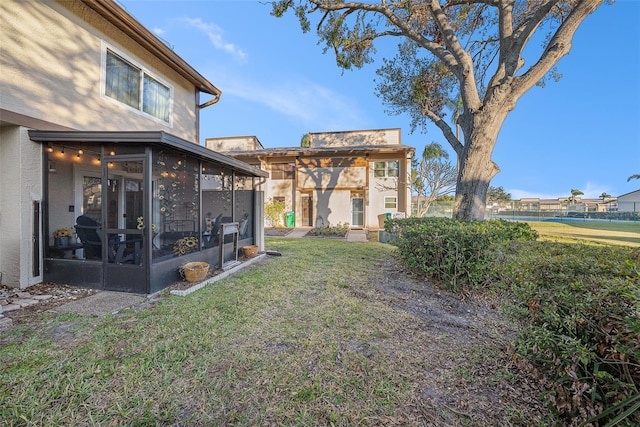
[206,129,414,229]
[617,189,640,213]
[0,0,267,294]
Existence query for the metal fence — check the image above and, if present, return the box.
[414,201,640,222]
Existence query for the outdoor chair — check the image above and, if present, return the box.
[75,215,138,264]
[202,213,223,248]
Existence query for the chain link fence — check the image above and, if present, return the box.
[414,201,639,222]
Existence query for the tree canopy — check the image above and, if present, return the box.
[487,186,512,203]
[272,0,607,220]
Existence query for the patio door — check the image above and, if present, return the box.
[302,194,313,226]
[104,157,147,293]
[351,196,364,228]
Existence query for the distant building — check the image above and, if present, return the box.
[617,189,640,212]
[207,129,415,229]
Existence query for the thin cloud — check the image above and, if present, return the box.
[152,27,165,36]
[219,73,367,130]
[581,182,614,199]
[182,18,247,61]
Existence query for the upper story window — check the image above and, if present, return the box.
[104,48,172,124]
[374,161,399,178]
[271,163,295,180]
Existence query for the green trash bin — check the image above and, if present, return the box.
[285,211,295,228]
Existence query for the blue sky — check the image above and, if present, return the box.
[121,0,640,200]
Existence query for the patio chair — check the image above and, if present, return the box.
[75,215,135,264]
[202,213,223,248]
[238,216,249,238]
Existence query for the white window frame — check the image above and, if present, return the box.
[101,43,173,126]
[384,196,397,209]
[387,160,399,177]
[373,161,399,178]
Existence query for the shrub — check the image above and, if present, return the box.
[494,241,640,426]
[387,217,639,424]
[307,222,349,238]
[264,198,287,227]
[386,217,537,292]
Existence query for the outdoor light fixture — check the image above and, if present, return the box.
[46,145,53,153]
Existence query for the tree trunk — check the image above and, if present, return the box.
[453,110,505,220]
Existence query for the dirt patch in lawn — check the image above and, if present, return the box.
[348,258,548,424]
[1,283,98,323]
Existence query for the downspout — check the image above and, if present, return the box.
[195,89,222,143]
[254,175,267,251]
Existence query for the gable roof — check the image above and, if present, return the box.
[617,189,640,199]
[81,0,221,103]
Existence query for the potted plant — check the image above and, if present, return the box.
[53,227,73,247]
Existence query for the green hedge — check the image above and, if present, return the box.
[494,241,639,425]
[387,218,639,425]
[384,217,537,292]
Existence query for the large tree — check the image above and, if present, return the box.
[272,0,606,220]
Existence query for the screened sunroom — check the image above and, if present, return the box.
[29,130,267,294]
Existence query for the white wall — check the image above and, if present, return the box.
[0,126,43,288]
[298,166,367,189]
[313,189,351,227]
[0,1,198,141]
[206,137,261,152]
[311,129,401,148]
[617,190,640,212]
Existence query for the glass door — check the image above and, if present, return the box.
[351,197,364,227]
[104,158,147,293]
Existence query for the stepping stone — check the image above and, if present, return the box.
[33,295,53,300]
[2,304,20,312]
[16,292,32,298]
[16,299,39,307]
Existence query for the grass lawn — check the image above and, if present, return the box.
[527,220,640,247]
[0,238,547,426]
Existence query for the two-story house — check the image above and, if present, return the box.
[207,128,414,229]
[0,0,267,294]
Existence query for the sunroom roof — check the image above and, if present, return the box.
[28,130,268,178]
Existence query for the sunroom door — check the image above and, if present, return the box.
[104,158,147,293]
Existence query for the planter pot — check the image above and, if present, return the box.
[55,236,70,247]
[180,261,209,283]
[242,245,259,258]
